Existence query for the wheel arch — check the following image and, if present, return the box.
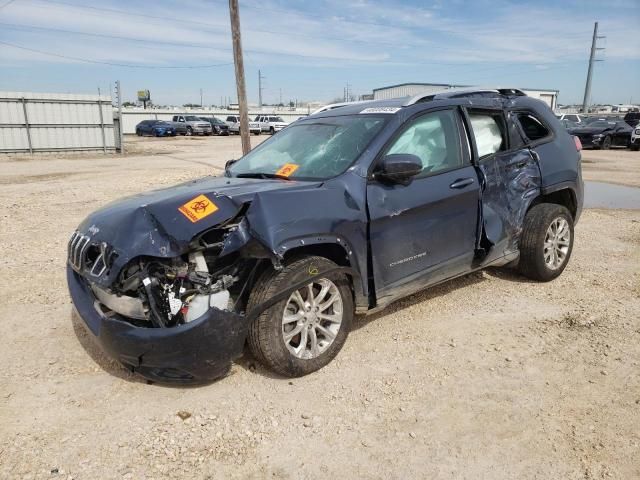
[528,186,578,219]
[279,238,367,311]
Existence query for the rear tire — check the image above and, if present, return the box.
[630,144,639,151]
[518,204,574,282]
[247,256,353,377]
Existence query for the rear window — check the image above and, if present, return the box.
[516,113,551,142]
[468,112,506,158]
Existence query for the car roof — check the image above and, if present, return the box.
[307,88,536,119]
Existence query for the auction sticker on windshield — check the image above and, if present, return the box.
[275,163,299,177]
[178,194,218,223]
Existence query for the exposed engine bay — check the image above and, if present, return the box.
[86,223,260,328]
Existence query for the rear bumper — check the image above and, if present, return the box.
[67,266,249,384]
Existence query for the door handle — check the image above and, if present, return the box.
[449,178,475,189]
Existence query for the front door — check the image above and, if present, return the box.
[367,108,480,304]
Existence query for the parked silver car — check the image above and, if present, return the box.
[226,115,261,135]
[172,115,213,136]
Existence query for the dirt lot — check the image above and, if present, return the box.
[1,136,639,479]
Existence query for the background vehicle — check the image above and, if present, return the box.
[568,120,632,149]
[135,120,176,137]
[199,116,230,135]
[225,115,261,135]
[68,89,583,383]
[172,115,213,136]
[555,113,583,123]
[254,115,288,134]
[624,111,640,128]
[559,119,579,130]
[170,121,188,136]
[631,125,640,151]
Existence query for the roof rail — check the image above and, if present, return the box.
[403,88,527,106]
[309,100,374,116]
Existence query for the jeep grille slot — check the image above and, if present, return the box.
[68,231,90,272]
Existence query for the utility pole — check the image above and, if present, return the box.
[229,0,251,154]
[200,88,203,107]
[279,88,282,106]
[582,22,605,114]
[114,80,124,154]
[258,69,265,109]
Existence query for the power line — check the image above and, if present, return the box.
[0,40,234,68]
[0,21,587,71]
[0,0,18,10]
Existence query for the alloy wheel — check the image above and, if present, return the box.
[282,278,343,359]
[543,217,571,270]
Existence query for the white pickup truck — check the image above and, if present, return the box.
[225,115,261,135]
[254,115,288,134]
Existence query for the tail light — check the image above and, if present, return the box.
[573,136,582,152]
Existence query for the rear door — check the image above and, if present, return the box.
[465,109,541,260]
[367,108,480,302]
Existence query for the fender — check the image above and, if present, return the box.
[275,234,368,310]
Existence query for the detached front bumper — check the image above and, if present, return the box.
[67,266,249,384]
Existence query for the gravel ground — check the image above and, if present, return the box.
[1,135,639,479]
[580,148,640,188]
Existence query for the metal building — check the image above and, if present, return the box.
[0,92,116,154]
[372,83,559,110]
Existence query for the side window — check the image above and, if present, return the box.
[516,112,551,142]
[467,112,506,158]
[387,110,463,177]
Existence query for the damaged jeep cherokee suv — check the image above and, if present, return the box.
[67,88,583,383]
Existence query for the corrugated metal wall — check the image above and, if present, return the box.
[0,92,116,153]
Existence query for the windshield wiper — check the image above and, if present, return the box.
[234,172,293,181]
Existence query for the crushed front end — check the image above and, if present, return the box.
[67,212,261,384]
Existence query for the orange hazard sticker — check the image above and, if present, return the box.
[275,163,299,177]
[178,194,218,223]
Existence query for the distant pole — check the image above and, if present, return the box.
[115,80,124,154]
[582,22,605,114]
[258,69,265,109]
[200,88,203,107]
[229,0,251,155]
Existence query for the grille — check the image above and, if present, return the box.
[68,231,90,272]
[68,232,111,276]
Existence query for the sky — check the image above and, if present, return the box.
[0,0,638,106]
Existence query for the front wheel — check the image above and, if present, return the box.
[186,126,193,136]
[247,256,353,377]
[630,144,639,151]
[518,204,574,281]
[602,136,612,150]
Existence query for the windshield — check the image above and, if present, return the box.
[229,115,387,180]
[185,116,201,121]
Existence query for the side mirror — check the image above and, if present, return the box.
[225,159,237,171]
[377,154,423,184]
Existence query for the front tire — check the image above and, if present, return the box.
[602,136,612,150]
[518,204,574,281]
[186,126,193,136]
[247,256,353,377]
